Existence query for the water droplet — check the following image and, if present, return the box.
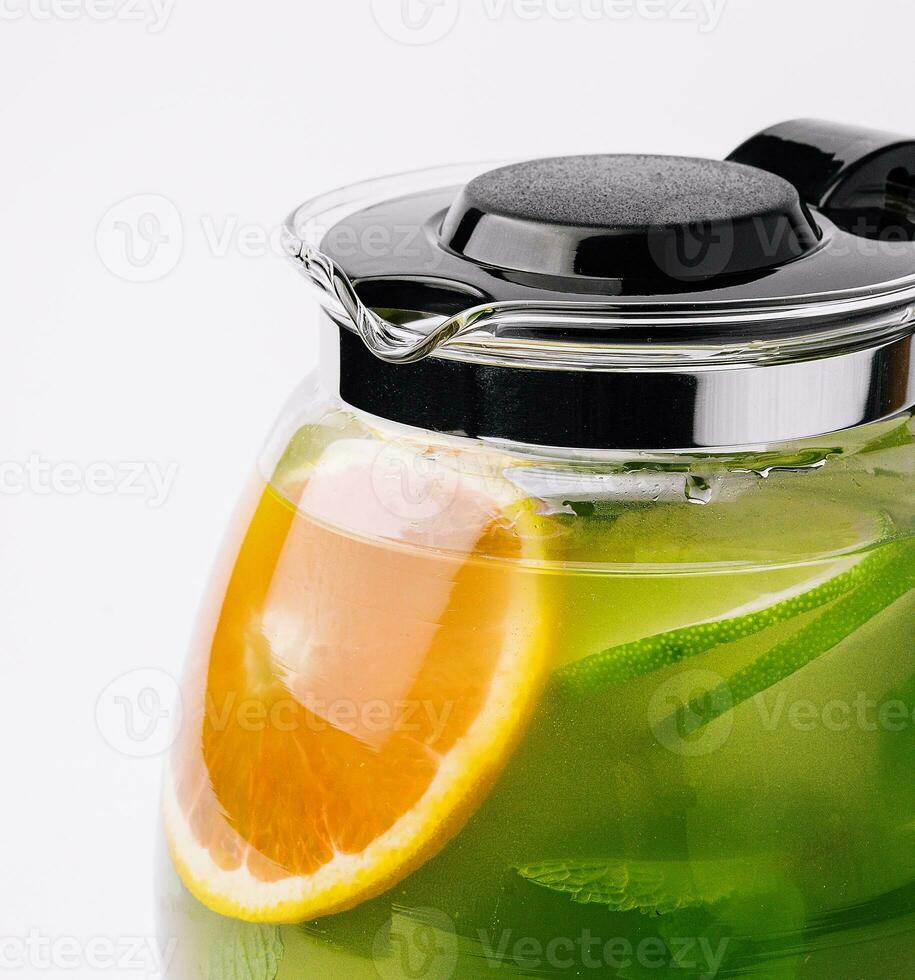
[684,475,713,505]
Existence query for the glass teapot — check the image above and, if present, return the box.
[157,120,915,979]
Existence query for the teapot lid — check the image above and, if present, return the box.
[284,120,915,450]
[438,154,820,284]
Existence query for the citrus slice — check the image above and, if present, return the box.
[555,544,894,695]
[585,493,888,565]
[165,438,545,923]
[675,536,915,733]
[269,412,370,501]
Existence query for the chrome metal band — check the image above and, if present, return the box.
[323,314,915,451]
[286,175,915,450]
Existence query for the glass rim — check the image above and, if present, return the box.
[282,162,915,371]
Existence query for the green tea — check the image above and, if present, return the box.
[157,413,915,979]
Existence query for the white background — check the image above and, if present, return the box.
[2,0,913,975]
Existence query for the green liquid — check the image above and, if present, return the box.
[157,415,915,979]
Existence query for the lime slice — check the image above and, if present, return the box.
[675,537,915,734]
[856,415,914,456]
[588,494,888,566]
[534,489,892,677]
[557,543,901,695]
[269,412,370,501]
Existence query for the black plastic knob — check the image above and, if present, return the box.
[439,154,821,283]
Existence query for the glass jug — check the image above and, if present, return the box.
[157,120,915,979]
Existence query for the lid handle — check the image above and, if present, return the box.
[729,118,915,240]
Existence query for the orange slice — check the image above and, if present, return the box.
[164,440,545,923]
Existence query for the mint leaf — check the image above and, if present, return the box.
[516,857,769,916]
[207,922,284,980]
[517,859,805,980]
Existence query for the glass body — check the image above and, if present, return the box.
[157,368,915,979]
